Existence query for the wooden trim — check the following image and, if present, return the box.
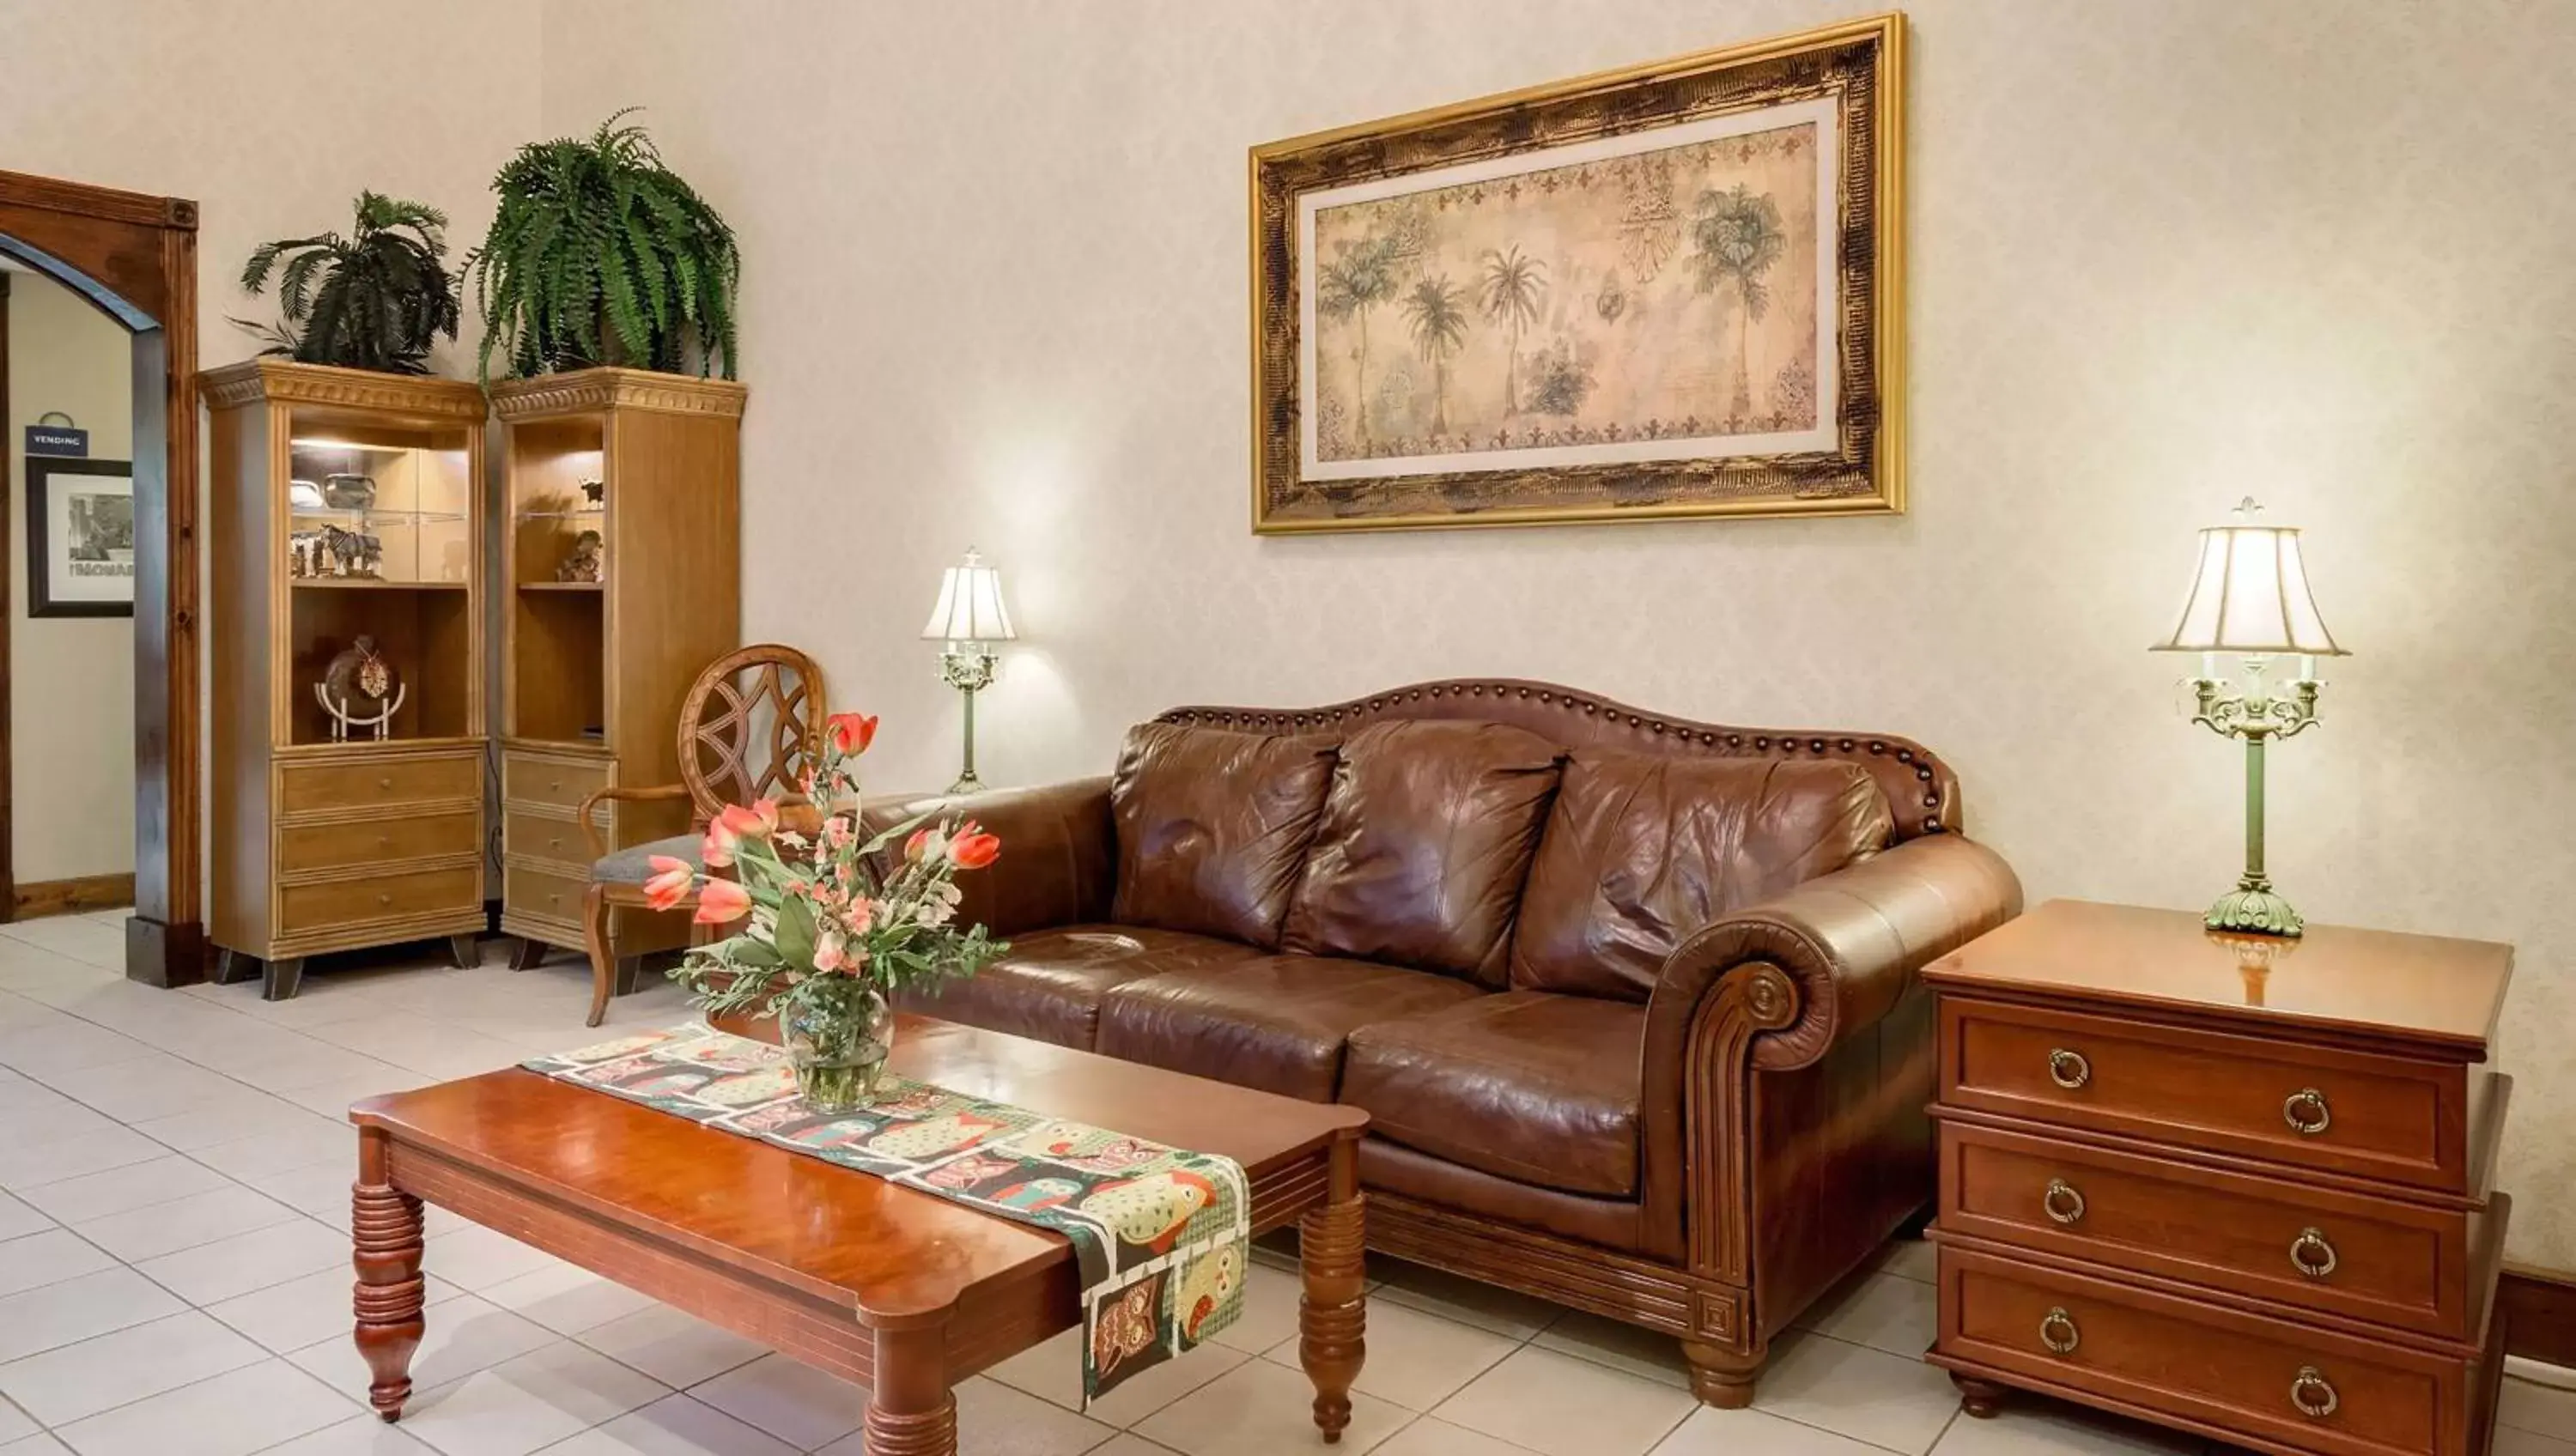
[0,168,202,985]
[2503,1265,2576,1370]
[11,872,135,919]
[1,270,12,919]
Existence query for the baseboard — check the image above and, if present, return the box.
[2505,1264,2576,1369]
[10,872,136,919]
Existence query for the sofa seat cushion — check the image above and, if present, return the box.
[1109,723,1340,949]
[1510,754,1895,1001]
[1282,719,1564,987]
[1342,992,1645,1198]
[1096,954,1485,1102]
[906,925,1266,1050]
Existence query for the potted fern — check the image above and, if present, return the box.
[469,109,741,381]
[233,193,462,374]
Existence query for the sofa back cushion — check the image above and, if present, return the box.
[1510,754,1895,1001]
[1109,723,1340,948]
[1281,719,1564,986]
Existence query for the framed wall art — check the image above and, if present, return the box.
[1249,14,1904,533]
[27,456,136,617]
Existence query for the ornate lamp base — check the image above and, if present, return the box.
[2206,877,2303,938]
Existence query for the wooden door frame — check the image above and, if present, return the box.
[0,169,202,986]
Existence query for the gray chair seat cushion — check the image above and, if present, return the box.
[592,833,703,884]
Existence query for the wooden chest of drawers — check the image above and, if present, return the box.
[496,742,689,962]
[1925,900,2514,1456]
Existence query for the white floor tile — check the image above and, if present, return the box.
[987,1326,1249,1429]
[131,1094,338,1152]
[574,1302,767,1386]
[0,1196,45,1243]
[72,1183,299,1261]
[1086,1440,1182,1456]
[1368,1259,1560,1340]
[1432,1344,1697,1456]
[0,1102,125,1150]
[0,1125,167,1192]
[1655,1405,1892,1455]
[814,1376,1121,1456]
[423,1223,565,1292]
[1206,1261,1303,1356]
[33,1057,248,1125]
[1793,1271,1939,1360]
[1750,1332,1963,1456]
[0,1267,186,1362]
[10,1156,230,1223]
[0,1398,33,1443]
[205,1264,465,1355]
[191,1122,355,1180]
[50,1356,355,1456]
[545,1392,799,1456]
[0,1228,117,1296]
[2495,1427,2576,1456]
[686,1351,867,1450]
[1870,1236,1935,1283]
[1139,1357,1412,1455]
[0,1021,153,1077]
[1261,1298,1518,1412]
[2505,1377,2576,1441]
[483,1265,659,1338]
[1926,1393,2198,1454]
[276,1068,434,1119]
[241,1159,361,1216]
[251,1413,441,1453]
[289,1293,557,1398]
[1530,1309,1692,1390]
[395,1341,667,1456]
[0,1309,266,1426]
[0,1431,70,1453]
[132,1216,348,1304]
[1372,1420,1532,1456]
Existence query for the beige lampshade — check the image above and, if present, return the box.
[2151,500,2346,657]
[920,549,1018,643]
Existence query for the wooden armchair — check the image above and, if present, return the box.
[558,644,827,1026]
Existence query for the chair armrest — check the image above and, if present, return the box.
[572,783,693,861]
[1643,834,2023,1076]
[864,777,1116,937]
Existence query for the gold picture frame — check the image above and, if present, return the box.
[1250,14,1905,534]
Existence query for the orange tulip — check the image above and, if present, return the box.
[694,877,752,925]
[904,826,940,864]
[826,713,879,755]
[641,855,695,912]
[701,824,738,870]
[949,823,1000,871]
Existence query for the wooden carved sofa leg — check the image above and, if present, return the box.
[1680,1339,1764,1409]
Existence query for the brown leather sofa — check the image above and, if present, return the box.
[896,680,2020,1406]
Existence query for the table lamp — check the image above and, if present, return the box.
[2150,497,2347,937]
[921,548,1016,794]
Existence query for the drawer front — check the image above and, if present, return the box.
[278,865,481,934]
[1938,1246,2467,1456]
[504,808,598,873]
[503,752,609,813]
[505,861,590,931]
[279,754,478,816]
[278,810,480,877]
[1941,998,2462,1192]
[1939,1120,2467,1338]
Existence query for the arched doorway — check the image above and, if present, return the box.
[0,169,202,986]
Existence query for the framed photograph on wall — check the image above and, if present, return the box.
[27,457,136,617]
[1250,14,1904,533]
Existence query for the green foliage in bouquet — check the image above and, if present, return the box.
[234,192,462,374]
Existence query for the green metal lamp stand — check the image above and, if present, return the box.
[938,643,998,794]
[2184,655,2324,936]
[921,547,1018,798]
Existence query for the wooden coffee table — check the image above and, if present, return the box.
[347,1015,1370,1454]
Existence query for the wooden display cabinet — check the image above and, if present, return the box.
[202,361,488,999]
[489,368,744,966]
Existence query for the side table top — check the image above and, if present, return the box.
[1922,899,2512,1057]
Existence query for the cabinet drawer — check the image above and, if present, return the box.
[278,865,480,934]
[505,861,590,931]
[503,752,609,813]
[1940,998,2464,1192]
[504,808,599,873]
[279,753,477,816]
[1938,1120,2470,1339]
[278,810,479,876]
[1937,1245,2470,1456]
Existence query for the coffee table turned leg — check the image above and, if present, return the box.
[864,1318,957,1456]
[1299,1136,1367,1443]
[350,1129,425,1421]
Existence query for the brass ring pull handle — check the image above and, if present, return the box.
[2291,1228,2339,1279]
[2284,1088,2332,1136]
[2291,1366,2338,1419]
[2038,1307,2080,1356]
[2043,1179,2087,1225]
[2047,1048,2091,1089]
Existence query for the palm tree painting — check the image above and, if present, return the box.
[1316,234,1406,448]
[1476,246,1546,416]
[1685,184,1789,422]
[1400,275,1470,434]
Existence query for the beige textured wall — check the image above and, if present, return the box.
[4,270,136,882]
[544,0,2576,1266]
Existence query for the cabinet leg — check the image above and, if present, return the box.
[213,948,257,986]
[509,937,547,972]
[1680,1339,1763,1409]
[446,934,480,970]
[612,956,644,997]
[263,957,305,1002]
[1953,1373,2008,1419]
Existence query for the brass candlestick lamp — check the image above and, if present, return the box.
[2150,498,2348,937]
[920,548,1017,794]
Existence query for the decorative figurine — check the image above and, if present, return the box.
[322,472,378,509]
[557,529,605,583]
[289,478,326,511]
[579,477,605,509]
[315,634,404,741]
[317,524,383,578]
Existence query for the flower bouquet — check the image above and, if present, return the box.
[644,711,1009,1112]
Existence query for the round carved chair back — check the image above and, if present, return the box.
[677,644,827,819]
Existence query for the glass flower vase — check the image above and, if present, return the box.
[783,986,893,1114]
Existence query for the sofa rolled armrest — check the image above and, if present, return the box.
[1643,834,2022,1077]
[866,777,1117,937]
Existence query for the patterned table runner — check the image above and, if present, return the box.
[523,1024,1249,1400]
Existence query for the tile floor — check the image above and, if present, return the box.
[0,911,2569,1455]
